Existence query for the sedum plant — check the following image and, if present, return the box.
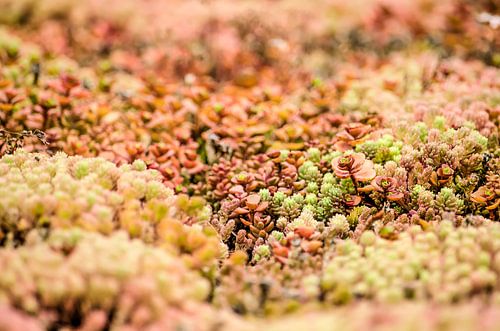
[0,229,212,330]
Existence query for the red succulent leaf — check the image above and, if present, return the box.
[471,186,496,204]
[300,240,322,253]
[255,201,269,212]
[358,184,375,193]
[345,194,362,207]
[229,185,245,195]
[231,207,250,217]
[387,191,404,202]
[246,194,261,210]
[294,226,315,239]
[486,199,500,211]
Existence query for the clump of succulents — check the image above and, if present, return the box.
[0,129,48,156]
[0,151,216,250]
[248,303,500,331]
[214,217,500,314]
[355,134,403,164]
[399,126,489,187]
[470,157,500,221]
[0,228,211,330]
[322,220,500,304]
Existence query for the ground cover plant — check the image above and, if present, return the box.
[0,0,499,330]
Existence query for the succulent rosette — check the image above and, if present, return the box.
[332,152,376,183]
